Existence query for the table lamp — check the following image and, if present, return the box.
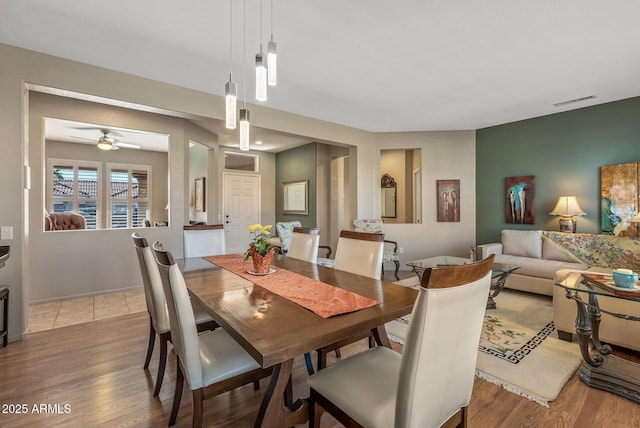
[550,196,586,233]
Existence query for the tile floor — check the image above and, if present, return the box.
[29,289,147,333]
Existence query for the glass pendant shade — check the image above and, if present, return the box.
[225,80,237,129]
[255,52,267,101]
[239,108,250,151]
[267,40,277,86]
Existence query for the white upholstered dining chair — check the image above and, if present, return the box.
[131,233,217,398]
[183,224,226,258]
[287,227,320,263]
[312,230,385,374]
[152,241,272,427]
[307,255,495,428]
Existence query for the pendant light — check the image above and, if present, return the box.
[267,0,277,86]
[239,0,250,151]
[255,0,267,101]
[225,0,237,129]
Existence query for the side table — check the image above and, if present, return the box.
[555,272,640,404]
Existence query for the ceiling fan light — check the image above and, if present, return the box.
[97,136,114,150]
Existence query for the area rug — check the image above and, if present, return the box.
[386,277,582,407]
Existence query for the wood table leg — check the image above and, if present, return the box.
[254,359,309,428]
[372,324,392,349]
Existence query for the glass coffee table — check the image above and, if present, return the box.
[555,271,640,404]
[406,256,519,309]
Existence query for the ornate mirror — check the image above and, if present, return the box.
[381,173,397,218]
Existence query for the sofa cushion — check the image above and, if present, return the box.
[542,239,577,262]
[501,229,542,259]
[493,254,585,279]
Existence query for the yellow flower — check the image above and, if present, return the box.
[247,224,262,232]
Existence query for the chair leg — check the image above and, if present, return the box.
[304,352,315,375]
[393,260,400,281]
[192,389,204,428]
[312,400,322,428]
[253,380,260,390]
[169,359,184,427]
[317,349,327,371]
[334,349,341,358]
[144,317,156,370]
[153,332,169,397]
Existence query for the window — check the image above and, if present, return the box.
[108,164,151,229]
[224,151,259,172]
[47,159,152,230]
[49,160,101,229]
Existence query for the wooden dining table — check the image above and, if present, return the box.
[179,254,418,428]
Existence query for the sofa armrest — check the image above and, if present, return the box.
[477,242,503,258]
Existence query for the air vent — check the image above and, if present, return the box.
[552,95,597,107]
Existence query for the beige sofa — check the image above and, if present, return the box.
[478,229,586,296]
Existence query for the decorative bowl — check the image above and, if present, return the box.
[612,269,638,288]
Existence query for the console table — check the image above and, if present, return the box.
[555,272,640,404]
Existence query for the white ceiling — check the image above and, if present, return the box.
[3,1,640,137]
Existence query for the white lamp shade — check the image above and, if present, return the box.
[550,196,586,216]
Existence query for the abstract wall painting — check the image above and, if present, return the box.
[505,175,535,224]
[601,161,639,236]
[437,179,460,222]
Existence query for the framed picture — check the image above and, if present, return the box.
[283,180,308,215]
[436,179,460,222]
[601,161,639,236]
[505,175,535,224]
[195,177,205,212]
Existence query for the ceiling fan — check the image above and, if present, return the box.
[96,129,141,151]
[71,128,141,151]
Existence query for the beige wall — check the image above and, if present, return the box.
[0,42,476,342]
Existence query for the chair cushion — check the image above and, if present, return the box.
[353,219,384,233]
[198,329,261,389]
[275,221,302,252]
[383,251,399,262]
[316,258,335,268]
[308,347,400,428]
[501,229,542,258]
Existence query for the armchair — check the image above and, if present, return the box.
[353,219,400,280]
[45,212,86,231]
[269,221,302,253]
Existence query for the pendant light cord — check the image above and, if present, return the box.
[243,0,246,108]
[229,0,232,78]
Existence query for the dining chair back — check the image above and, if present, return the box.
[183,224,226,258]
[287,227,321,264]
[333,230,384,279]
[152,241,272,427]
[132,232,217,398]
[308,255,495,428]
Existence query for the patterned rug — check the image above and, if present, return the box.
[386,278,582,407]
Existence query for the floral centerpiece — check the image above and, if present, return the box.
[244,224,276,273]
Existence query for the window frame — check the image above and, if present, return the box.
[106,162,153,229]
[47,158,102,230]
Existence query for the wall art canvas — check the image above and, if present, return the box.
[437,179,460,222]
[505,175,535,224]
[601,161,639,236]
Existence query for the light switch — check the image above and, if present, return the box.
[1,226,13,240]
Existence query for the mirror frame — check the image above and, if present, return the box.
[381,173,397,218]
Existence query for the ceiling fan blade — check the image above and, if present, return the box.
[71,136,98,142]
[115,142,141,149]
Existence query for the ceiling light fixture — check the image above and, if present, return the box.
[225,0,237,129]
[255,0,267,101]
[267,0,277,86]
[97,135,114,151]
[240,0,250,151]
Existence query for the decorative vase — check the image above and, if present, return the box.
[249,245,275,273]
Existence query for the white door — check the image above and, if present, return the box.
[223,173,261,254]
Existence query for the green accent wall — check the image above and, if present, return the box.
[275,142,317,227]
[476,96,640,245]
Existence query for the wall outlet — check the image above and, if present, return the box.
[1,226,13,240]
[398,247,404,254]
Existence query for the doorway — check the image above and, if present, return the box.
[223,172,261,253]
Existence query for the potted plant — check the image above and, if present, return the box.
[244,224,275,273]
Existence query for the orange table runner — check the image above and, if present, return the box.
[204,254,380,318]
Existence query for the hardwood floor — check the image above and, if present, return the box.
[1,311,639,427]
